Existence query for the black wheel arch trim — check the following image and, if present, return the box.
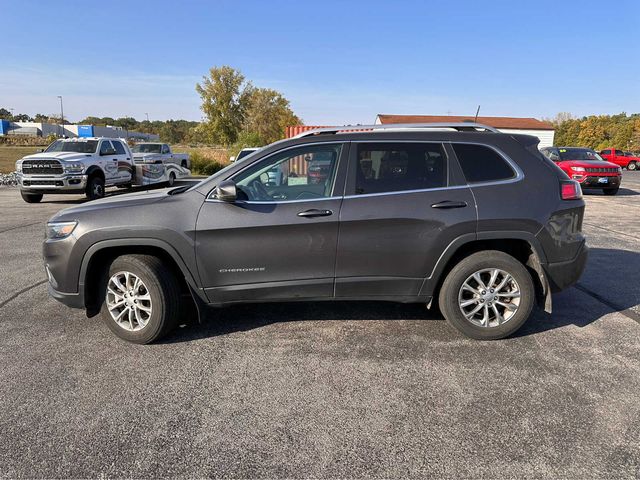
[78,238,207,304]
[420,230,551,311]
[85,165,105,178]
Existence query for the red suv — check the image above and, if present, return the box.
[540,147,622,195]
[599,149,639,171]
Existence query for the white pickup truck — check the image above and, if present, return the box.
[15,137,190,203]
[131,143,190,169]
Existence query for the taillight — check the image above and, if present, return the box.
[561,180,582,200]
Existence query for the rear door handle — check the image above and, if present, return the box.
[297,209,333,218]
[431,200,468,209]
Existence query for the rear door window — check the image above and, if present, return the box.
[615,149,624,156]
[349,142,447,195]
[452,143,516,183]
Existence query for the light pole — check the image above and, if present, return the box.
[9,108,14,120]
[145,113,149,122]
[57,95,64,137]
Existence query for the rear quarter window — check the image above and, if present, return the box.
[452,143,516,183]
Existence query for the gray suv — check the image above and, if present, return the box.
[44,124,588,343]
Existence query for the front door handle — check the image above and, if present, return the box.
[431,200,468,209]
[297,209,333,218]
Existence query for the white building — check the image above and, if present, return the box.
[375,114,555,147]
[0,120,159,141]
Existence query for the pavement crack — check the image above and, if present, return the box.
[583,222,640,241]
[0,222,41,234]
[575,283,640,325]
[0,279,48,310]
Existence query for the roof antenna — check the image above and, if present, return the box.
[474,105,481,122]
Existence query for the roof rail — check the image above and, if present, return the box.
[292,122,500,139]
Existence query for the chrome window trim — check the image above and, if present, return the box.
[205,196,342,205]
[206,141,345,202]
[449,141,524,187]
[343,185,469,200]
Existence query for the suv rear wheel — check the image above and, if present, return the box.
[628,162,637,171]
[100,254,183,344]
[439,250,535,340]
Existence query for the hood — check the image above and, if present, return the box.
[50,188,172,221]
[559,159,619,169]
[21,152,92,162]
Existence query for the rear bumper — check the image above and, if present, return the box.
[543,241,588,293]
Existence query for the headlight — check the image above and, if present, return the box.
[15,160,22,173]
[571,167,586,172]
[46,221,77,240]
[63,162,84,173]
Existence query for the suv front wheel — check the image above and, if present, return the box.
[101,254,183,344]
[439,250,535,340]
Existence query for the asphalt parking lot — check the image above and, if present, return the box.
[0,176,639,478]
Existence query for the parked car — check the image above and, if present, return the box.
[540,146,622,195]
[231,147,261,162]
[306,150,336,184]
[44,123,587,343]
[131,143,190,169]
[599,148,639,170]
[16,138,190,203]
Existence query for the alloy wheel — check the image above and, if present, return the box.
[106,271,153,331]
[457,268,521,328]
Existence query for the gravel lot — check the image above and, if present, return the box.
[0,176,639,478]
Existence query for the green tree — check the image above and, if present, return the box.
[0,108,11,120]
[243,88,301,144]
[195,66,252,145]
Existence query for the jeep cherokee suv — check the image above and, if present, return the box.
[44,123,588,343]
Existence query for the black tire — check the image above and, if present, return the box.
[20,191,43,203]
[86,175,105,200]
[438,250,535,340]
[100,254,183,344]
[603,187,619,196]
[628,162,637,171]
[167,171,176,187]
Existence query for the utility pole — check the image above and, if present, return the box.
[57,95,64,137]
[145,113,149,122]
[9,108,14,120]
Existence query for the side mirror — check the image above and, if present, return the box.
[38,148,44,153]
[230,156,236,162]
[214,179,237,202]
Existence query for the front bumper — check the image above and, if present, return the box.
[19,173,87,191]
[577,175,621,189]
[543,241,589,293]
[48,282,85,309]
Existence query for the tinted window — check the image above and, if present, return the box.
[353,142,446,195]
[601,149,611,155]
[615,150,624,156]
[453,144,515,183]
[100,140,114,154]
[162,144,170,154]
[112,140,126,155]
[232,144,342,201]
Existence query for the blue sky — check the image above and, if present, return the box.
[1,0,639,124]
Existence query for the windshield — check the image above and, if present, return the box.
[558,148,604,162]
[131,144,162,154]
[45,140,98,153]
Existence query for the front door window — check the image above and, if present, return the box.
[232,144,342,202]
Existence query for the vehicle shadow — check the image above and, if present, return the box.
[584,188,639,196]
[161,247,640,344]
